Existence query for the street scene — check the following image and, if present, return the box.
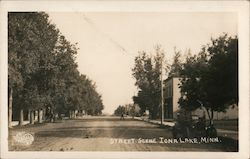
[9,116,237,151]
[7,11,239,152]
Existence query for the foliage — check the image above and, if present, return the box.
[114,105,125,116]
[132,46,165,119]
[168,48,183,78]
[8,12,60,112]
[113,104,140,117]
[179,34,238,121]
[8,12,104,122]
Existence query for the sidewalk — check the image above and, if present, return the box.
[11,121,29,127]
[134,116,238,140]
[134,117,175,127]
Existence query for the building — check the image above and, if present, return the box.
[165,77,181,119]
[164,77,238,120]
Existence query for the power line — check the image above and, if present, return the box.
[80,13,130,55]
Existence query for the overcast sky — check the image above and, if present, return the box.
[48,12,237,114]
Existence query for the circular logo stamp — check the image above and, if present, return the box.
[13,131,34,146]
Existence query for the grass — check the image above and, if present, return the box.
[213,119,238,131]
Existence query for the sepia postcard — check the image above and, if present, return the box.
[0,0,249,159]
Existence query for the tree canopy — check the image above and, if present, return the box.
[131,34,238,121]
[132,46,166,119]
[179,34,238,121]
[8,12,104,125]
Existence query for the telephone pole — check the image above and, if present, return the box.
[160,57,164,125]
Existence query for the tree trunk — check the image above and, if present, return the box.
[73,110,76,118]
[205,108,211,119]
[69,110,72,119]
[43,108,46,120]
[211,109,214,125]
[205,108,214,125]
[8,88,13,128]
[34,110,37,122]
[28,109,31,121]
[38,109,43,123]
[19,109,24,126]
[150,108,158,120]
[72,110,75,119]
[30,110,34,124]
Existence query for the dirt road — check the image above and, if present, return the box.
[9,116,236,151]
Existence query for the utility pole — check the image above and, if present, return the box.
[161,57,164,125]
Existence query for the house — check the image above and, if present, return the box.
[164,77,181,119]
[164,77,238,120]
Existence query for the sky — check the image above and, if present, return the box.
[48,12,237,114]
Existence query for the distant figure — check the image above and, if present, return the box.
[120,113,125,120]
[45,106,54,122]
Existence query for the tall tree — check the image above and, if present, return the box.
[168,48,183,78]
[132,46,165,119]
[8,12,59,125]
[204,34,238,109]
[8,12,104,126]
[179,34,238,123]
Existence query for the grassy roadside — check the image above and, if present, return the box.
[213,119,238,131]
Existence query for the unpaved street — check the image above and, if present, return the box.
[9,116,235,151]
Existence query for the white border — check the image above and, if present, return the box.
[0,1,249,159]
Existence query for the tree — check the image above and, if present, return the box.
[179,51,209,111]
[8,12,59,125]
[51,35,80,117]
[179,34,238,124]
[8,12,104,126]
[47,35,104,117]
[168,48,183,78]
[132,46,165,119]
[205,34,238,109]
[114,105,125,116]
